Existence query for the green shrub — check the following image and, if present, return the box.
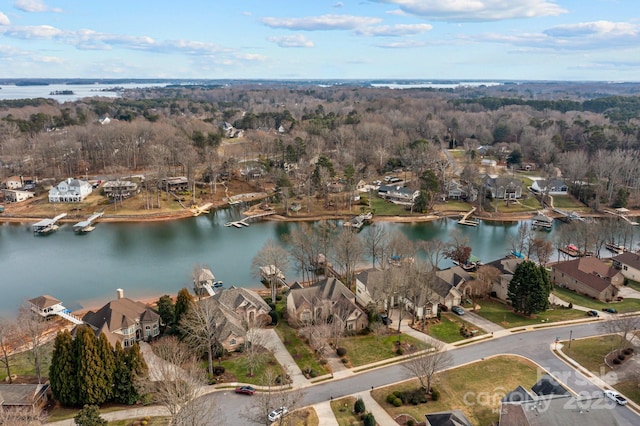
[341,357,349,364]
[319,358,328,365]
[396,347,404,355]
[387,394,397,404]
[393,398,403,407]
[618,354,626,361]
[431,389,440,401]
[354,397,366,414]
[362,412,376,426]
[336,347,347,357]
[407,420,415,426]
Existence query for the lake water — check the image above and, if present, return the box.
[0,83,166,102]
[0,209,548,316]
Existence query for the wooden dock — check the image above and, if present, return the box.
[224,210,277,229]
[458,207,479,226]
[191,202,213,217]
[603,208,639,226]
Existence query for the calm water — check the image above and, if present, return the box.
[0,209,540,316]
[0,83,166,102]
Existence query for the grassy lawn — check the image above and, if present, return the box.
[551,195,587,210]
[287,407,320,426]
[625,279,640,293]
[372,355,539,426]
[553,286,640,313]
[47,405,138,423]
[370,196,411,216]
[330,396,360,426]
[109,417,171,426]
[560,335,620,374]
[474,299,588,328]
[217,351,284,385]
[435,200,472,213]
[615,380,640,406]
[426,313,486,343]
[338,333,431,367]
[0,341,53,382]
[274,321,330,377]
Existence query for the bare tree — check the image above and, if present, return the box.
[0,317,18,383]
[530,237,554,266]
[16,305,49,384]
[138,336,221,426]
[243,327,270,378]
[403,341,453,394]
[0,405,48,425]
[467,265,501,310]
[331,228,364,287]
[420,239,446,270]
[599,315,640,353]
[252,239,291,302]
[242,366,304,426]
[363,224,389,269]
[179,298,221,376]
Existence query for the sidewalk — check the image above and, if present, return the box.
[312,401,340,426]
[258,328,309,388]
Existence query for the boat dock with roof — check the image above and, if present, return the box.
[32,213,67,234]
[73,212,104,233]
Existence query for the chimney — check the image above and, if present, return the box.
[116,288,124,299]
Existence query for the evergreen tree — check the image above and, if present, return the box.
[156,295,175,328]
[174,288,193,331]
[507,260,551,316]
[49,330,78,406]
[97,333,116,402]
[112,342,136,404]
[128,342,147,375]
[74,326,108,405]
[74,404,107,426]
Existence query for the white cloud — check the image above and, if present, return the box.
[261,14,381,31]
[0,11,10,25]
[35,55,63,63]
[385,9,407,16]
[375,39,430,48]
[356,23,432,37]
[371,0,567,22]
[267,34,314,48]
[473,20,640,51]
[13,0,62,13]
[332,2,344,7]
[4,24,64,39]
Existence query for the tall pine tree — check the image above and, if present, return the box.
[74,326,109,405]
[49,330,78,406]
[508,260,551,316]
[97,333,116,403]
[112,342,136,404]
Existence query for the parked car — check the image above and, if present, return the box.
[268,406,289,422]
[452,306,465,316]
[602,307,617,313]
[380,313,392,325]
[587,310,599,317]
[604,390,627,405]
[235,385,255,395]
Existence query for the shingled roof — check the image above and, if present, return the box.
[28,295,61,309]
[552,257,619,292]
[82,298,159,334]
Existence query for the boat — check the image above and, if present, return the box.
[510,250,525,259]
[213,281,224,288]
[531,213,553,230]
[606,242,625,255]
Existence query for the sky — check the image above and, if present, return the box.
[0,0,638,81]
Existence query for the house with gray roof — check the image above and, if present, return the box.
[484,257,526,301]
[287,277,368,332]
[0,383,49,414]
[483,175,522,199]
[432,266,469,308]
[425,410,472,426]
[48,178,93,203]
[211,286,272,327]
[530,178,568,195]
[81,289,160,348]
[377,185,420,205]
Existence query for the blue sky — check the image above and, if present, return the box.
[0,0,638,81]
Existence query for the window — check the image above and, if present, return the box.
[347,323,353,330]
[230,339,236,345]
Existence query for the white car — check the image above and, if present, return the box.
[604,390,627,405]
[268,406,288,422]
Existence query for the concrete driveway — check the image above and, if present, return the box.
[461,309,505,333]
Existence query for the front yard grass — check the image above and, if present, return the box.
[560,335,640,405]
[370,196,411,216]
[551,195,587,210]
[371,355,539,426]
[426,313,486,343]
[553,286,640,313]
[108,418,171,426]
[474,299,588,328]
[330,396,359,426]
[338,333,430,367]
[274,321,330,377]
[217,351,284,385]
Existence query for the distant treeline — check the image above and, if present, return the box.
[456,96,640,121]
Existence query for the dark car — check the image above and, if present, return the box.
[380,313,392,325]
[602,307,617,313]
[235,385,256,395]
[452,306,465,316]
[587,310,599,317]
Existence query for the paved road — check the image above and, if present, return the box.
[204,322,638,425]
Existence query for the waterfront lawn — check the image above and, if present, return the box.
[426,313,486,343]
[553,286,640,313]
[551,195,587,210]
[370,196,411,216]
[338,333,430,367]
[560,335,620,374]
[475,299,587,328]
[371,355,539,426]
[274,320,330,377]
[0,341,53,382]
[330,396,359,426]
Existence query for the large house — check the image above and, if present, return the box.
[612,251,640,281]
[551,257,623,301]
[432,266,470,309]
[48,178,93,203]
[102,180,139,199]
[210,286,272,327]
[3,189,34,203]
[483,175,522,199]
[287,277,369,332]
[445,180,477,202]
[530,178,568,195]
[81,289,161,347]
[377,185,420,205]
[2,176,23,190]
[483,257,526,301]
